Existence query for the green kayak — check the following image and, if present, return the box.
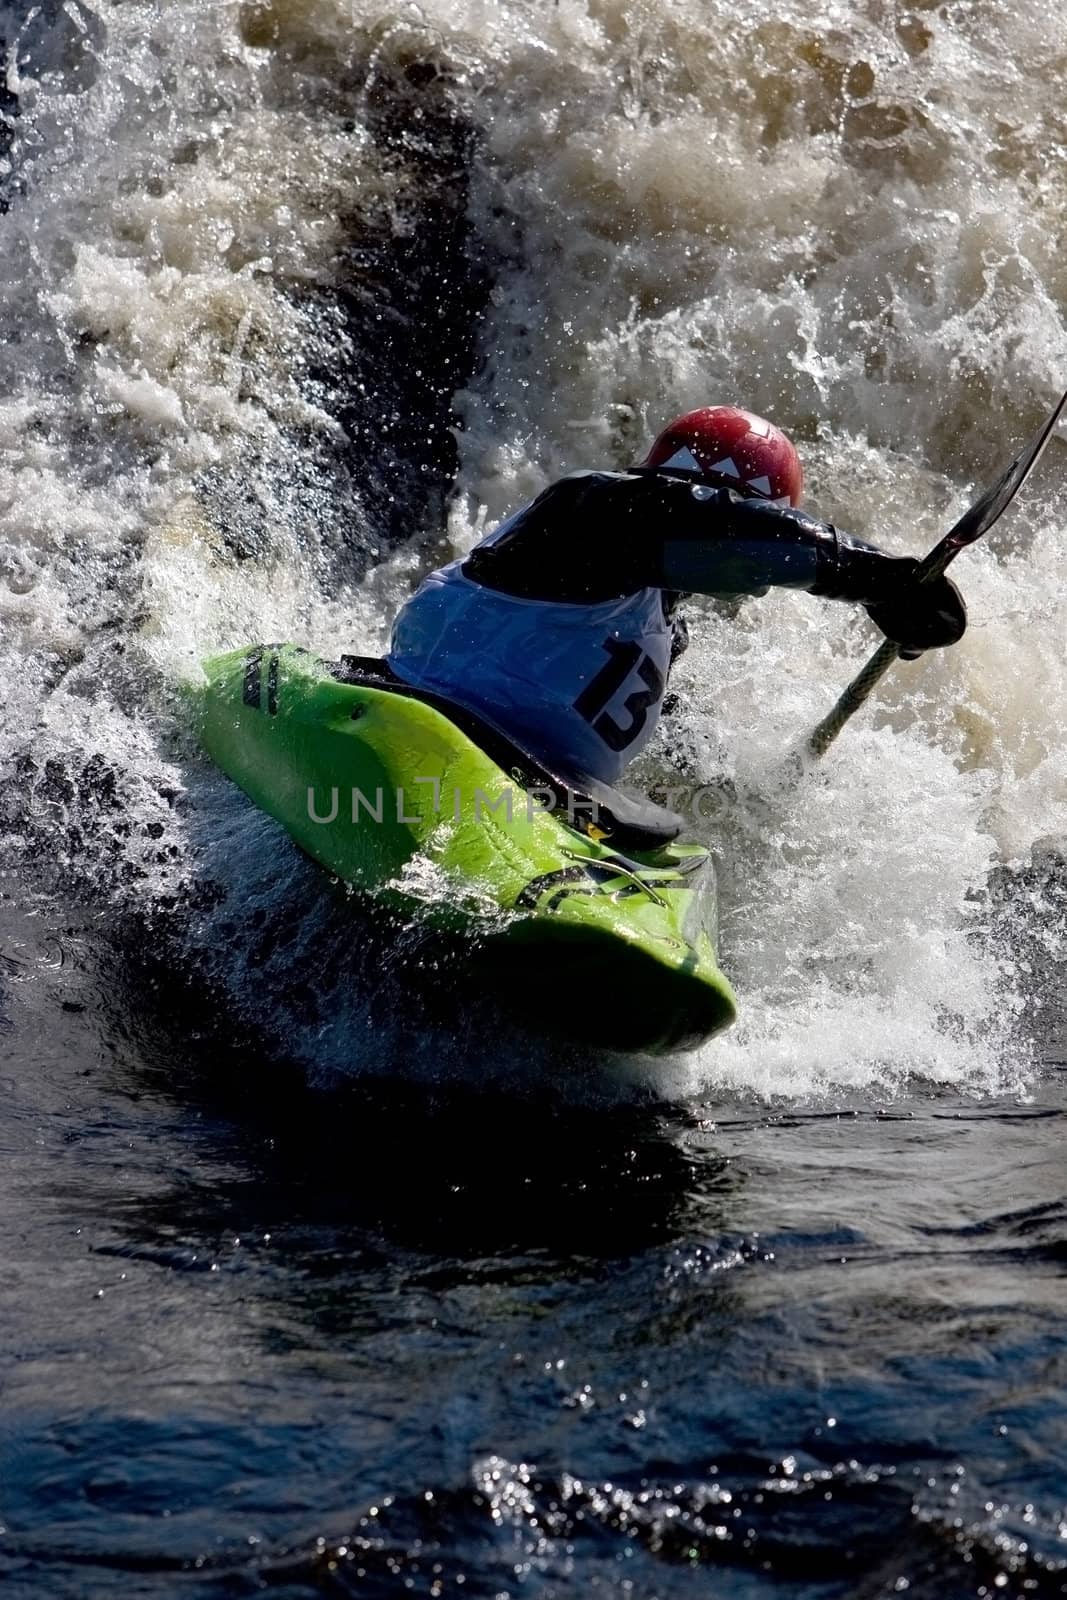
[197,644,737,1053]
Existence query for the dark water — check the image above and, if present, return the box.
[3,897,1067,1600]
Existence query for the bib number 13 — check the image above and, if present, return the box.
[573,638,665,753]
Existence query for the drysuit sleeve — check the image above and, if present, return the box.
[463,470,896,602]
[654,481,904,602]
[461,470,965,652]
[643,477,967,652]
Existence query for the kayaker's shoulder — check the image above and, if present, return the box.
[549,467,747,500]
[537,467,638,494]
[497,469,639,526]
[527,467,666,509]
[556,468,635,483]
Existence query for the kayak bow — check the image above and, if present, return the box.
[198,644,738,1054]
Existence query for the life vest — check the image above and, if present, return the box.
[386,560,673,785]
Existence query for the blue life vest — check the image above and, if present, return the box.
[387,560,673,785]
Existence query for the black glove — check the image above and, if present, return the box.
[864,558,967,659]
[807,531,967,659]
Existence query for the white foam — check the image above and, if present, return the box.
[1,0,1064,1099]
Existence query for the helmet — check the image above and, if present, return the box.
[637,405,804,507]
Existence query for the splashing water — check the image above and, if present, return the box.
[1,0,1065,1099]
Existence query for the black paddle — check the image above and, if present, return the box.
[807,384,1067,759]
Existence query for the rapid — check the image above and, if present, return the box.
[1,0,1066,1594]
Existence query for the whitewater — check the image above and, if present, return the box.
[1,0,1064,1100]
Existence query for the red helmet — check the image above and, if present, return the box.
[638,406,803,507]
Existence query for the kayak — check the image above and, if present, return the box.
[197,644,737,1053]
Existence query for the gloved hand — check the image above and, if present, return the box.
[864,558,967,660]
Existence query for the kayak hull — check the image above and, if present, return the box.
[197,644,737,1054]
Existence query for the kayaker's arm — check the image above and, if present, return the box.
[653,481,968,656]
[463,470,965,655]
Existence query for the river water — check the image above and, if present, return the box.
[1,0,1066,1594]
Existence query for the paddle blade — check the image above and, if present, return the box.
[921,384,1067,577]
[806,379,1066,758]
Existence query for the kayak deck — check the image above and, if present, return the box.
[197,644,737,1053]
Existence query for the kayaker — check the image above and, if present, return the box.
[386,406,966,786]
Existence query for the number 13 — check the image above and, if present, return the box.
[573,638,665,753]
